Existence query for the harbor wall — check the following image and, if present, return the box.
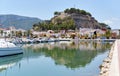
[99,40,120,76]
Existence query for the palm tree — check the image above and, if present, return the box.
[27,30,33,38]
[105,30,111,39]
[11,31,15,38]
[0,30,3,37]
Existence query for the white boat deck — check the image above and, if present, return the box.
[0,39,23,57]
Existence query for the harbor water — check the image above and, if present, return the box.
[0,41,113,76]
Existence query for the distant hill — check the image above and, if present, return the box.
[0,14,42,30]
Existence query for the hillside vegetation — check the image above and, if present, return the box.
[33,8,110,31]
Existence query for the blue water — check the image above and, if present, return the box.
[0,41,113,76]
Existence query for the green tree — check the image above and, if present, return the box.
[99,23,111,30]
[32,16,75,31]
[33,24,40,31]
[64,8,69,13]
[80,10,87,15]
[105,30,111,39]
[64,8,91,16]
[54,11,60,15]
[16,31,22,38]
[27,30,33,38]
[0,30,3,37]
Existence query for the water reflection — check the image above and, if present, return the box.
[0,54,23,72]
[22,41,113,69]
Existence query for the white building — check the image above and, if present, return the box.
[79,28,106,38]
[111,29,120,36]
[0,26,26,37]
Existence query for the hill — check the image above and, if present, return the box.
[32,8,110,31]
[0,14,42,30]
[52,8,110,29]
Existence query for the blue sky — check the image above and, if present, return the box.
[0,0,120,29]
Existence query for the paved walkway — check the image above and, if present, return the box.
[109,40,120,76]
[118,40,120,76]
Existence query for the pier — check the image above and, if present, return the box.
[100,40,120,76]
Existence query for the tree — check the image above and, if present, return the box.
[54,11,60,16]
[93,31,97,39]
[64,8,91,16]
[16,31,22,38]
[32,16,75,31]
[11,31,15,38]
[80,10,87,15]
[99,23,111,30]
[105,30,111,39]
[0,30,3,37]
[64,8,69,13]
[86,12,92,16]
[33,24,40,31]
[27,30,33,38]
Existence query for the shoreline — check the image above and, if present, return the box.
[99,40,120,76]
[2,38,116,44]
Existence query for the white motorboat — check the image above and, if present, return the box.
[0,39,23,57]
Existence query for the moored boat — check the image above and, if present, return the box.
[0,39,23,57]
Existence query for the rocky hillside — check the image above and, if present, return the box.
[52,8,110,29]
[0,14,42,30]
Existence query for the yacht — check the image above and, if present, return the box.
[0,39,23,57]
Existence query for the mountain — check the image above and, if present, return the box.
[0,14,42,30]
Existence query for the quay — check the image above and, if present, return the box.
[100,40,120,76]
[7,38,116,44]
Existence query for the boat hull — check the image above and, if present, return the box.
[0,47,23,57]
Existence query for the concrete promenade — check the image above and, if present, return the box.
[109,40,120,76]
[100,40,120,76]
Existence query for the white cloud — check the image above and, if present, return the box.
[111,18,120,21]
[103,20,113,25]
[102,18,120,29]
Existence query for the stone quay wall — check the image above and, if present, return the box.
[99,40,120,76]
